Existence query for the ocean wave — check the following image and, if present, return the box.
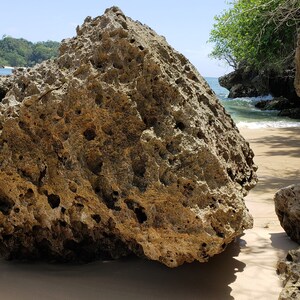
[237,120,300,129]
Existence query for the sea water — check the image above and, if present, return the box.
[206,77,300,128]
[1,68,299,128]
[0,68,13,76]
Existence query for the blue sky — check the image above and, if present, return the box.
[1,0,233,77]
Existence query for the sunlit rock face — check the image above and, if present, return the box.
[0,7,256,267]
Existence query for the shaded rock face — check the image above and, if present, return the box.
[277,248,300,300]
[218,66,269,98]
[219,64,299,105]
[0,7,257,267]
[275,184,300,244]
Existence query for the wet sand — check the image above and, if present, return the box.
[0,127,299,299]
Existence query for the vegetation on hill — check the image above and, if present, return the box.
[209,0,300,72]
[0,36,60,67]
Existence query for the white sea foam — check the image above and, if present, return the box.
[237,120,300,129]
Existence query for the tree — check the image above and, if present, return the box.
[0,36,60,67]
[209,0,300,72]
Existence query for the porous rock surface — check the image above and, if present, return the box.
[275,184,300,244]
[277,248,300,300]
[0,7,257,267]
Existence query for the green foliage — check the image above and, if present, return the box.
[0,36,60,67]
[209,0,300,72]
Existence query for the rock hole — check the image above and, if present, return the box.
[134,207,147,223]
[61,207,66,214]
[113,62,123,69]
[95,94,103,106]
[0,88,6,102]
[143,116,157,127]
[93,183,120,211]
[130,38,135,43]
[227,168,235,180]
[18,121,26,130]
[75,109,82,115]
[0,195,14,215]
[83,128,96,141]
[175,121,185,131]
[91,214,101,223]
[38,166,47,187]
[63,132,69,141]
[132,160,146,178]
[138,45,144,51]
[166,142,178,154]
[202,243,207,248]
[125,200,147,224]
[184,65,191,72]
[197,131,205,139]
[59,220,67,227]
[47,194,60,209]
[216,230,224,238]
[286,253,293,262]
[121,21,128,30]
[87,158,103,175]
[69,182,77,193]
[25,188,34,198]
[75,203,84,208]
[175,78,183,85]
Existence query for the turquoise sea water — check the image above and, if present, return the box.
[206,77,300,128]
[1,68,299,128]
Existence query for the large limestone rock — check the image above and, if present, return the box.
[275,184,300,244]
[0,7,257,267]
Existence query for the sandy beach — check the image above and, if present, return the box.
[0,126,298,300]
[231,126,300,299]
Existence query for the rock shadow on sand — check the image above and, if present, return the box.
[0,239,245,300]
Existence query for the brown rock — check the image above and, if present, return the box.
[277,248,300,300]
[275,184,300,244]
[0,7,257,267]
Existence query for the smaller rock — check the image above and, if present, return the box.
[278,108,300,119]
[274,184,300,244]
[218,64,269,98]
[277,248,300,300]
[255,97,294,111]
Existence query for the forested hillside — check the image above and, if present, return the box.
[0,36,59,67]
